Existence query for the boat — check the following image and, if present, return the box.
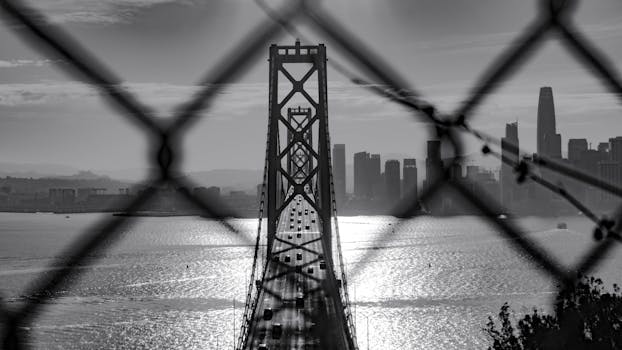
[557,222,567,229]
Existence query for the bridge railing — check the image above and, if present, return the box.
[1,0,622,348]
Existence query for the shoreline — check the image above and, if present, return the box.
[0,209,587,219]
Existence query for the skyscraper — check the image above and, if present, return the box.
[568,139,588,164]
[353,151,370,198]
[567,138,589,203]
[425,140,442,188]
[369,154,382,198]
[385,160,401,202]
[599,161,620,202]
[403,158,417,199]
[536,87,562,159]
[332,144,346,203]
[501,122,519,207]
[609,137,622,188]
[609,137,622,165]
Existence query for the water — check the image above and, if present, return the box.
[1,213,621,349]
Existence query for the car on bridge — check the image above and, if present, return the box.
[296,292,304,308]
[271,323,282,339]
[263,308,273,321]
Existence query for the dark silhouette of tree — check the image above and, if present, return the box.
[484,276,622,350]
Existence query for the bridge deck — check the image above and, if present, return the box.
[246,194,342,349]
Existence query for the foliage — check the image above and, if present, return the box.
[484,276,622,350]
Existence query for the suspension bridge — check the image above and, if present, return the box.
[235,40,358,350]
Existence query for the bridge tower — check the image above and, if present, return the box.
[267,39,332,261]
[237,40,358,350]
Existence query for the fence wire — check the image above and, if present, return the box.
[1,0,622,348]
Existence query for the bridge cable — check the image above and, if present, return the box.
[236,89,274,350]
[325,118,359,348]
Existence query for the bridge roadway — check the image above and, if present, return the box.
[246,194,341,349]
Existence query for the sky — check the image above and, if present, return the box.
[0,0,621,180]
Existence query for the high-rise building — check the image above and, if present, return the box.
[403,159,417,199]
[567,139,589,204]
[354,151,370,198]
[609,137,622,165]
[608,137,622,189]
[535,87,562,208]
[599,161,620,202]
[466,165,479,181]
[425,140,442,187]
[568,139,588,164]
[332,144,346,202]
[385,160,401,202]
[536,87,562,159]
[582,149,606,176]
[501,122,519,207]
[369,154,382,198]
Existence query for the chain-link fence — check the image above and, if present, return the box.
[1,0,622,348]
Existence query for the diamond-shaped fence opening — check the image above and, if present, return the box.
[2,0,622,348]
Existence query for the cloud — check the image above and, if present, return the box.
[0,82,97,106]
[22,0,195,24]
[0,59,54,68]
[0,79,619,133]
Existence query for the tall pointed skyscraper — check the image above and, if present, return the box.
[536,87,562,158]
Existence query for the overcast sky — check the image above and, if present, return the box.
[1,0,621,179]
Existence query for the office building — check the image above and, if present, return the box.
[568,138,588,164]
[385,160,401,202]
[403,158,417,199]
[425,140,442,187]
[501,122,519,207]
[369,154,382,198]
[599,161,620,202]
[354,151,370,198]
[332,144,346,202]
[610,137,622,165]
[536,87,562,159]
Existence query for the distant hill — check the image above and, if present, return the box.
[0,173,133,194]
[0,162,80,178]
[43,170,109,181]
[185,169,263,194]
